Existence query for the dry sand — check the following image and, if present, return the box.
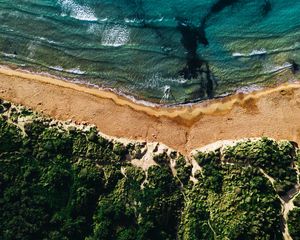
[1,65,300,155]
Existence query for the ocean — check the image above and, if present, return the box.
[0,0,299,104]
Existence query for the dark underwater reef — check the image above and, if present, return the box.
[1,99,300,239]
[174,0,276,100]
[126,0,298,102]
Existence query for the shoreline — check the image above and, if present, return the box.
[1,65,300,121]
[1,65,300,154]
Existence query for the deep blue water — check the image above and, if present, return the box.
[0,0,299,104]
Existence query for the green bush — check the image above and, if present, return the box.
[0,101,299,240]
[288,207,300,240]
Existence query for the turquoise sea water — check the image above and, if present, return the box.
[0,0,299,104]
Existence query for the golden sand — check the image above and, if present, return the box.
[1,65,300,154]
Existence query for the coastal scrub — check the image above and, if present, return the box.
[0,100,299,240]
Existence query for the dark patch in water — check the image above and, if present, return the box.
[174,0,243,100]
[175,0,273,101]
[291,60,299,74]
[210,0,241,14]
[176,18,202,54]
[262,0,272,16]
[198,22,209,46]
[176,17,216,99]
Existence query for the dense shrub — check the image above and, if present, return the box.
[288,207,300,240]
[0,100,299,240]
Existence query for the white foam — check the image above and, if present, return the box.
[233,43,300,58]
[101,25,130,47]
[144,74,187,90]
[160,85,173,104]
[99,17,108,22]
[1,52,16,58]
[233,48,267,57]
[236,85,263,94]
[36,36,57,44]
[49,66,64,71]
[49,66,85,75]
[263,62,292,74]
[66,67,85,75]
[27,41,37,58]
[58,0,98,21]
[124,17,164,24]
[124,18,143,24]
[144,74,161,89]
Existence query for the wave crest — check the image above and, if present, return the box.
[101,25,130,47]
[58,0,98,21]
[233,48,267,57]
[49,66,85,75]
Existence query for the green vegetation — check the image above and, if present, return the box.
[293,193,300,207]
[288,208,300,240]
[288,151,300,240]
[0,100,300,240]
[223,139,298,196]
[180,147,283,240]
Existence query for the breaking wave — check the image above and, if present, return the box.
[263,62,292,74]
[101,25,130,47]
[58,0,98,21]
[49,66,85,75]
[233,48,267,57]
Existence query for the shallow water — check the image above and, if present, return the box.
[0,0,299,103]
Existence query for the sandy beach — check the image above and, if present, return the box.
[0,65,300,155]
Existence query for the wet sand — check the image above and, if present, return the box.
[0,65,300,155]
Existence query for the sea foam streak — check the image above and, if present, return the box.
[233,48,267,57]
[1,52,16,58]
[263,62,292,74]
[58,0,98,21]
[50,66,85,75]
